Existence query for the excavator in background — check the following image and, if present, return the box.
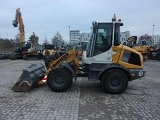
[12,14,145,94]
[10,8,42,60]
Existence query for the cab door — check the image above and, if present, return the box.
[91,23,113,63]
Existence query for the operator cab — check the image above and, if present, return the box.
[83,14,123,64]
[22,42,32,51]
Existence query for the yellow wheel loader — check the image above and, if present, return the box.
[124,36,159,61]
[12,15,145,94]
[124,36,150,61]
[42,44,55,59]
[42,44,68,69]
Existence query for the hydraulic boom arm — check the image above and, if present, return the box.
[46,50,79,75]
[12,8,25,47]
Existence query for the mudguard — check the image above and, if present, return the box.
[61,63,77,81]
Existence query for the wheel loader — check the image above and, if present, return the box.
[42,44,69,69]
[12,14,145,94]
[42,44,56,59]
[124,36,150,61]
[124,36,159,61]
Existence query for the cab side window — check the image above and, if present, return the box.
[93,30,111,56]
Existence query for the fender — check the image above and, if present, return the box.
[61,63,77,81]
[98,63,131,80]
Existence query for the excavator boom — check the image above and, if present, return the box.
[11,8,42,60]
[13,8,25,46]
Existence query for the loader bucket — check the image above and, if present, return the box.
[12,64,46,92]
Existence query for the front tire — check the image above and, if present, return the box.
[102,69,128,94]
[47,66,72,92]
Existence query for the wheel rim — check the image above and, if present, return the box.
[53,74,65,85]
[55,76,64,84]
[109,77,121,88]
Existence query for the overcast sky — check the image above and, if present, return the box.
[0,0,160,44]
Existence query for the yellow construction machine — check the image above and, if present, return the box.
[124,36,151,61]
[10,8,42,60]
[42,44,55,68]
[42,44,69,69]
[132,45,150,61]
[145,43,159,60]
[42,44,55,58]
[12,14,145,94]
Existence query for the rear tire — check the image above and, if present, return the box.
[47,66,72,92]
[102,69,128,94]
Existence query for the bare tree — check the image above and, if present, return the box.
[51,32,64,46]
[4,39,14,48]
[43,37,49,45]
[138,34,152,45]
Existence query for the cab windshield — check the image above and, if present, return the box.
[22,42,31,50]
[86,22,121,58]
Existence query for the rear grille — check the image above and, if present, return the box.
[122,50,141,66]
